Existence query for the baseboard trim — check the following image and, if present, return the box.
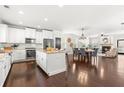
[48,68,66,76]
[37,64,66,76]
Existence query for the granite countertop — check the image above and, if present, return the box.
[45,51,65,54]
[13,48,42,50]
[0,50,12,54]
[36,49,65,54]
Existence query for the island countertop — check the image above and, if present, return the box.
[36,49,66,54]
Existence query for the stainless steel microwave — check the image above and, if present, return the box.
[25,38,36,44]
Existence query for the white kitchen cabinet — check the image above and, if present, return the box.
[0,53,11,87]
[12,50,26,62]
[5,54,11,75]
[42,30,53,39]
[9,27,36,43]
[36,51,47,71]
[8,27,25,43]
[53,30,61,38]
[0,24,8,43]
[40,53,46,70]
[36,31,43,43]
[16,29,25,43]
[25,28,36,38]
[0,63,5,87]
[8,27,16,43]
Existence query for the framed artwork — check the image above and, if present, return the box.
[67,37,71,43]
[101,36,111,44]
[103,37,109,44]
[70,42,73,47]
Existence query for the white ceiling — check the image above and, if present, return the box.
[0,5,124,36]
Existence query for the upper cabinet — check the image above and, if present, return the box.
[42,30,53,39]
[9,27,36,43]
[8,27,25,43]
[53,30,61,38]
[25,28,36,38]
[0,24,60,44]
[36,31,43,44]
[0,24,8,43]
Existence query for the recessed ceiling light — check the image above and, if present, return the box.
[19,21,23,25]
[44,18,48,22]
[58,4,64,8]
[37,25,41,28]
[18,11,24,15]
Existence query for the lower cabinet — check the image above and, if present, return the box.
[12,50,26,62]
[36,51,47,72]
[0,53,11,87]
[0,63,5,86]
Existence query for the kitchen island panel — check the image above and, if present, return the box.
[36,50,66,76]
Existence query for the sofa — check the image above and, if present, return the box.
[105,48,118,58]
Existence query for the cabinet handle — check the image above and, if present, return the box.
[4,65,6,69]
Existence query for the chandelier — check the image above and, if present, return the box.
[79,27,87,40]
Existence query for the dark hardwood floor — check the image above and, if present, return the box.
[4,55,124,87]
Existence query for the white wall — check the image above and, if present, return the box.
[61,33,79,54]
[62,29,90,48]
[61,33,79,49]
[0,19,1,23]
[61,33,89,49]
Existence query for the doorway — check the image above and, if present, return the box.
[117,39,124,54]
[55,38,61,49]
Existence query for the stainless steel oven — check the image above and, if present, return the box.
[26,48,36,59]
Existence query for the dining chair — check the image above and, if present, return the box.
[92,48,99,62]
[73,48,79,61]
[79,48,86,62]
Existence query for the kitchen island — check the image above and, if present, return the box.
[36,50,66,76]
